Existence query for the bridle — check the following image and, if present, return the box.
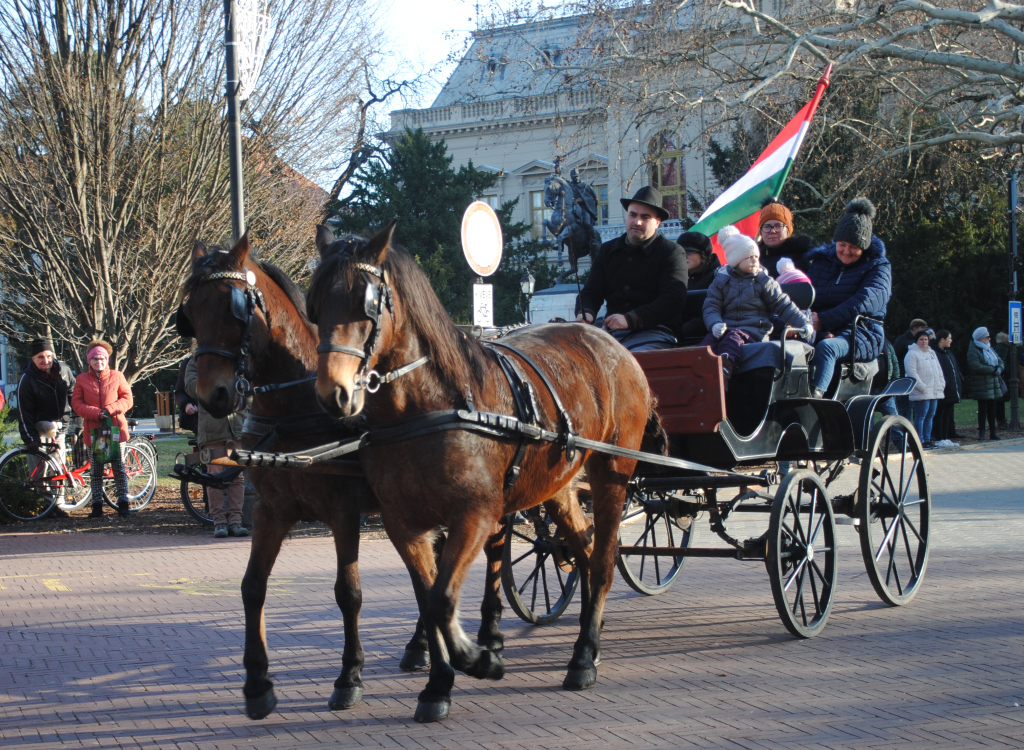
[176,269,267,412]
[315,260,428,393]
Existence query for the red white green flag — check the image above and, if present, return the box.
[690,65,832,258]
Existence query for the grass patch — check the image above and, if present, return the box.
[151,435,193,488]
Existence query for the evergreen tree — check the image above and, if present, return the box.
[328,128,554,324]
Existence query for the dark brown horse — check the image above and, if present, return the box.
[308,223,660,722]
[180,236,509,720]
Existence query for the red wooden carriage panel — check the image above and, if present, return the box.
[633,346,725,435]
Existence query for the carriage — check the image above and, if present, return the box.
[501,283,930,639]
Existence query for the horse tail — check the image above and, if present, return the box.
[639,400,669,458]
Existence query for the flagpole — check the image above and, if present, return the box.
[223,0,246,243]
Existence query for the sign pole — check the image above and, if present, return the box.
[1008,174,1020,430]
[223,0,246,243]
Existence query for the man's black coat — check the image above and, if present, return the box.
[16,359,76,443]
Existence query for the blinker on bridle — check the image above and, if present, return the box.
[176,270,268,412]
[316,261,428,393]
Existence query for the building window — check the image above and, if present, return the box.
[531,190,552,238]
[648,131,687,221]
[596,185,609,225]
[481,194,500,209]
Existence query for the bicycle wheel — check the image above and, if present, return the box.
[128,435,158,463]
[181,472,213,525]
[0,449,60,521]
[101,445,156,512]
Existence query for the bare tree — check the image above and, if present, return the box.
[478,0,1024,207]
[0,0,383,381]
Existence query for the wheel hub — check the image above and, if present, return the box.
[806,544,815,562]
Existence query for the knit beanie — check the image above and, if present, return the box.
[677,231,713,261]
[833,197,876,250]
[972,327,990,342]
[718,225,758,267]
[759,198,793,234]
[776,257,811,285]
[30,338,54,356]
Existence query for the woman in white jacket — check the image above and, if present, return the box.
[904,329,946,448]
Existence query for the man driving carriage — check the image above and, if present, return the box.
[575,186,688,351]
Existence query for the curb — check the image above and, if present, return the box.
[923,435,1024,454]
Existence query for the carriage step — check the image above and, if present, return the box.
[834,517,860,526]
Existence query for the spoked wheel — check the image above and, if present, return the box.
[101,445,157,512]
[766,469,837,639]
[501,506,579,625]
[180,458,214,526]
[616,489,695,595]
[0,449,60,521]
[858,415,930,606]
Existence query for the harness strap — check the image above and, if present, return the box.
[492,350,537,489]
[317,343,365,358]
[486,341,579,460]
[253,375,318,395]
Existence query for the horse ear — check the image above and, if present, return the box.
[315,224,335,258]
[362,220,397,264]
[191,240,207,262]
[228,232,251,267]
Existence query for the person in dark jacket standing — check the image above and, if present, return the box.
[17,338,77,452]
[967,327,1003,440]
[756,198,816,277]
[931,329,962,445]
[173,355,198,434]
[805,198,893,397]
[576,186,688,350]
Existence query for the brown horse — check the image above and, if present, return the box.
[180,236,509,720]
[308,223,661,722]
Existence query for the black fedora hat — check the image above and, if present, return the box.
[620,186,670,221]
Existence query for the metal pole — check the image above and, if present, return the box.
[1008,174,1021,429]
[224,0,246,242]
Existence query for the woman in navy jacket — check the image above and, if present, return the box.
[805,198,893,397]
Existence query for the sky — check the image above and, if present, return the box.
[384,0,480,109]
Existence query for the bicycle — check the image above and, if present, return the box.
[0,428,157,520]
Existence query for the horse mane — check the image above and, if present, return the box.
[307,239,487,397]
[183,247,314,330]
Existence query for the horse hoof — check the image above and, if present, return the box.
[414,698,451,723]
[465,648,504,681]
[328,685,363,710]
[562,666,598,691]
[478,638,504,655]
[399,647,430,672]
[245,687,278,719]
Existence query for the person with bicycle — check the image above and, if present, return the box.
[17,338,77,476]
[184,357,248,538]
[71,340,134,519]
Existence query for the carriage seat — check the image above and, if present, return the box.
[736,339,814,375]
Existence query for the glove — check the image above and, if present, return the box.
[99,409,110,420]
[801,324,815,340]
[712,323,727,339]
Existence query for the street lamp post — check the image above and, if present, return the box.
[520,270,536,324]
[1009,174,1021,430]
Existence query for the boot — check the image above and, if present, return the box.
[989,432,1001,441]
[979,429,986,441]
[88,504,104,519]
[117,500,131,518]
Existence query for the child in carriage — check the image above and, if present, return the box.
[702,225,814,386]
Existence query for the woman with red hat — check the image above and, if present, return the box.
[71,340,134,518]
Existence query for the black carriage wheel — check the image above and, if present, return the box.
[501,506,579,625]
[0,449,60,521]
[181,471,214,526]
[616,489,694,595]
[857,415,930,606]
[766,469,837,639]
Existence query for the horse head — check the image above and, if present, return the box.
[308,222,399,419]
[179,234,272,418]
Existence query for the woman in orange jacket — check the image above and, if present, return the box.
[71,340,134,518]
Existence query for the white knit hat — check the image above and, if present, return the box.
[972,326,990,342]
[718,225,758,267]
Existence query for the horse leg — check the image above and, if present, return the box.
[386,528,455,723]
[241,499,297,719]
[326,509,367,710]
[399,530,445,672]
[563,460,631,691]
[429,515,505,682]
[476,523,505,654]
[543,484,595,626]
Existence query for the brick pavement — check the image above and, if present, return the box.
[1,442,1022,749]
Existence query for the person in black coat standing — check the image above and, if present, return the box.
[173,354,198,434]
[931,329,963,444]
[576,186,688,350]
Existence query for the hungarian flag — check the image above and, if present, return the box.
[690,64,832,258]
